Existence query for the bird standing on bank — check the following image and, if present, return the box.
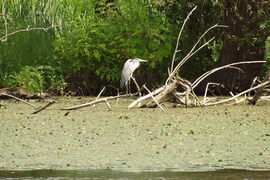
[120,58,147,93]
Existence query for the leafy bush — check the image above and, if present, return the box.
[6,65,67,94]
[0,0,93,90]
[261,37,270,75]
[0,0,224,93]
[54,0,173,87]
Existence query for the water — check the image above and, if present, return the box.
[0,170,270,180]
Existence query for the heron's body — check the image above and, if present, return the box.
[120,58,147,89]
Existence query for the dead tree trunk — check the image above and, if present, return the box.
[141,77,195,108]
[142,81,178,108]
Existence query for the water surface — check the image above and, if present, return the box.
[0,169,270,180]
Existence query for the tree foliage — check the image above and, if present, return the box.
[0,0,269,94]
[5,65,67,94]
[54,0,173,88]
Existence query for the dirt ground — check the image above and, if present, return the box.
[0,97,269,172]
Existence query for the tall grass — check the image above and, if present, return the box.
[1,0,93,26]
[0,0,94,89]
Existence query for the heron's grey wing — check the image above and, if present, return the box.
[120,61,133,88]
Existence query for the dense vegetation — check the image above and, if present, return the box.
[0,0,269,95]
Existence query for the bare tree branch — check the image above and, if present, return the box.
[170,6,197,74]
[203,83,219,103]
[143,85,165,111]
[104,100,112,111]
[249,68,270,105]
[0,93,38,109]
[0,24,59,42]
[62,92,141,111]
[128,86,165,109]
[204,81,270,106]
[93,86,106,107]
[192,61,266,89]
[32,100,56,114]
[166,24,228,84]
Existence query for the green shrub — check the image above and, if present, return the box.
[261,37,270,75]
[54,0,173,87]
[6,65,67,94]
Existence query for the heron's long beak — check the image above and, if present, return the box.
[138,59,147,62]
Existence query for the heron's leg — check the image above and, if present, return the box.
[125,83,128,95]
[128,78,131,96]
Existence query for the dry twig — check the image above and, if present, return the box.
[128,86,165,109]
[249,68,270,105]
[0,24,59,42]
[192,61,265,89]
[170,6,197,74]
[0,93,38,108]
[104,100,112,111]
[203,83,219,103]
[248,77,258,97]
[93,86,106,107]
[167,24,227,85]
[32,100,56,114]
[204,81,270,106]
[63,92,141,110]
[143,85,165,111]
[131,77,142,98]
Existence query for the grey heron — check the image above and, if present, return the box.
[120,58,147,93]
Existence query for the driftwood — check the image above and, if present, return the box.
[131,77,142,98]
[128,86,165,109]
[32,100,56,114]
[170,6,198,74]
[62,92,140,111]
[127,6,268,109]
[104,100,112,111]
[192,61,265,89]
[249,68,270,105]
[0,88,58,113]
[203,83,219,103]
[93,85,120,107]
[0,93,38,109]
[0,88,48,99]
[142,85,165,111]
[67,85,121,111]
[93,86,106,107]
[143,81,177,108]
[205,81,270,106]
[128,7,228,108]
[141,61,266,108]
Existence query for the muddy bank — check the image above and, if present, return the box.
[0,97,269,172]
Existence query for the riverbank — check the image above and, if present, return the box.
[0,97,269,172]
